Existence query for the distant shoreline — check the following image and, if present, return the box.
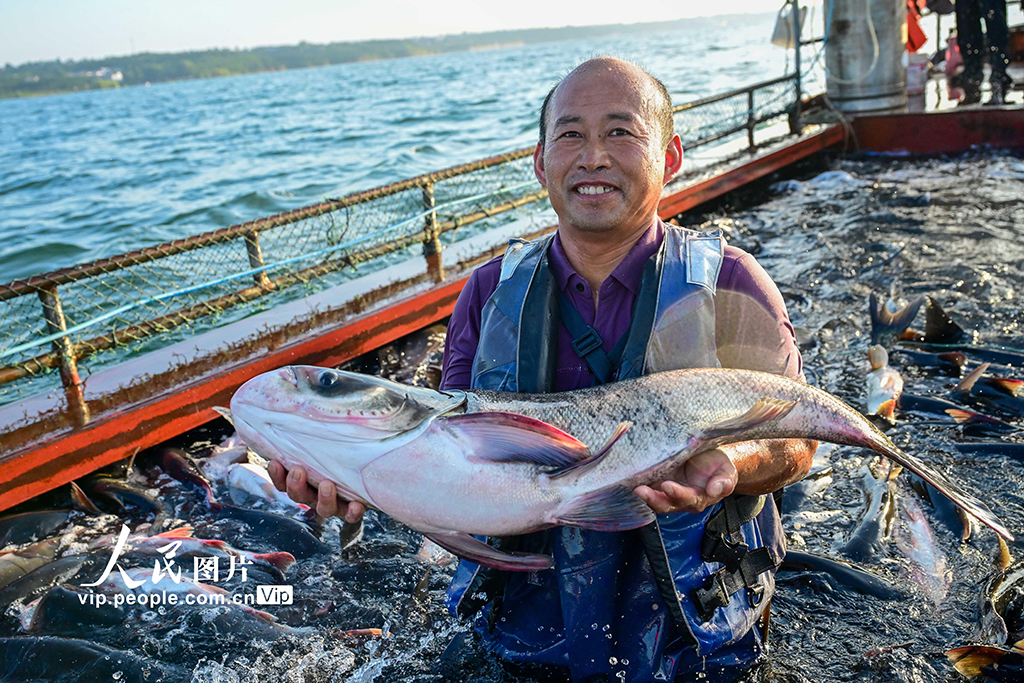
[0,14,771,101]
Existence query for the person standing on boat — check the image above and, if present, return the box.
[270,57,815,682]
[952,0,1014,104]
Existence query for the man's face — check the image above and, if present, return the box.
[534,66,679,237]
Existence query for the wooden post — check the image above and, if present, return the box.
[37,284,90,423]
[790,0,803,135]
[244,232,274,289]
[421,182,445,282]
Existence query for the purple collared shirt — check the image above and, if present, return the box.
[441,220,802,392]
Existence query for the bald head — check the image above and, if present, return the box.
[539,57,674,150]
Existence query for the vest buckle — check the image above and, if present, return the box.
[571,327,604,357]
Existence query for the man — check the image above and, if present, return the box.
[271,57,815,682]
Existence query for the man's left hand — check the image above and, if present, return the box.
[634,448,737,514]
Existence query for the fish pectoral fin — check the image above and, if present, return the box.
[703,398,798,439]
[547,422,632,479]
[422,532,553,572]
[446,412,590,468]
[553,485,655,532]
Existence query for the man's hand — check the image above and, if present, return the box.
[634,448,737,514]
[267,460,366,524]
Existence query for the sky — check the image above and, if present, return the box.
[0,0,775,66]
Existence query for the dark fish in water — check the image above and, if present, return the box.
[895,490,950,607]
[0,537,62,592]
[946,641,1024,681]
[214,504,330,559]
[954,442,1024,461]
[0,510,71,549]
[841,459,900,563]
[81,477,167,516]
[950,364,1024,418]
[232,366,1013,571]
[781,465,834,515]
[900,299,1024,368]
[890,347,967,376]
[869,287,926,348]
[778,549,906,600]
[908,472,972,541]
[896,392,1018,436]
[160,447,215,504]
[0,636,183,682]
[976,558,1024,646]
[0,553,107,607]
[21,584,127,632]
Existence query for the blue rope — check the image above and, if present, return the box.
[2,179,539,361]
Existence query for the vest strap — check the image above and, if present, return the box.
[691,495,781,621]
[555,290,631,385]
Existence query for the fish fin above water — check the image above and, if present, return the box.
[702,398,798,439]
[422,532,553,572]
[876,399,897,422]
[447,413,589,468]
[547,422,632,479]
[945,644,1016,678]
[212,406,234,425]
[870,291,926,346]
[945,407,1005,426]
[986,377,1024,397]
[924,297,969,344]
[69,482,101,515]
[954,363,991,394]
[553,485,655,532]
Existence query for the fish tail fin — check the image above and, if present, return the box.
[945,407,1005,426]
[553,485,655,532]
[870,292,925,346]
[869,435,1012,542]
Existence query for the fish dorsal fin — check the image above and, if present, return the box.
[445,413,590,468]
[547,422,632,480]
[70,482,102,515]
[925,297,968,344]
[212,406,233,425]
[703,398,798,439]
[954,363,991,394]
[154,526,194,539]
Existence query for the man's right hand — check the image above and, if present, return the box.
[267,460,366,524]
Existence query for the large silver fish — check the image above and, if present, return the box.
[230,366,1012,571]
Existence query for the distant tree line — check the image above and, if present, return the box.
[0,14,769,99]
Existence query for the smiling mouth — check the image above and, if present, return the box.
[575,184,615,196]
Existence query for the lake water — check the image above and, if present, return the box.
[0,13,796,283]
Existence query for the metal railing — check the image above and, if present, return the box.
[0,73,801,407]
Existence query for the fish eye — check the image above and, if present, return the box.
[318,371,338,388]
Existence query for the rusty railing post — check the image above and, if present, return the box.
[37,284,90,424]
[747,89,756,149]
[244,231,274,289]
[421,182,445,282]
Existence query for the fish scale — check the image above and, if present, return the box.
[231,365,1013,571]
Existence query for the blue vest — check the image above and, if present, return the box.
[445,226,785,682]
